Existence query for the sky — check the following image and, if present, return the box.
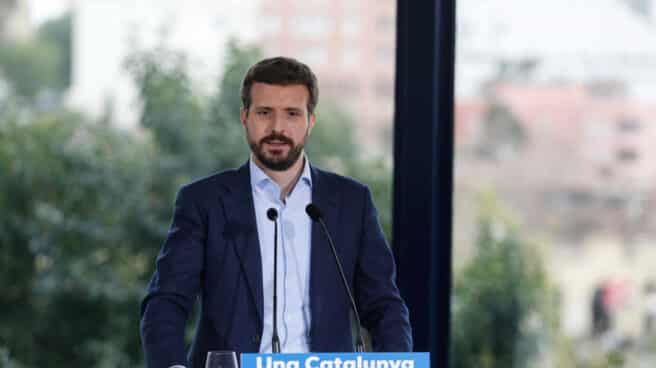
[26,0,72,26]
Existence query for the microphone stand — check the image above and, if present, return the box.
[306,204,366,352]
[267,208,281,353]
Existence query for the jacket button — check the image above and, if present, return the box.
[252,335,261,344]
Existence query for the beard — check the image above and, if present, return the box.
[248,131,306,171]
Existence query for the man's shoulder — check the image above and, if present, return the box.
[311,165,368,193]
[177,166,245,198]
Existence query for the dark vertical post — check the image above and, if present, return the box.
[393,0,455,367]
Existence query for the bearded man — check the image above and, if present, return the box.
[140,57,412,368]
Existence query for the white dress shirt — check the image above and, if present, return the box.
[250,157,313,353]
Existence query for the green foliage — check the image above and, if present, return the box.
[0,345,25,368]
[210,40,261,132]
[125,40,258,181]
[0,40,61,99]
[451,193,550,368]
[126,48,207,173]
[553,338,628,368]
[307,102,358,170]
[0,12,71,101]
[0,111,154,366]
[347,159,393,240]
[206,41,260,169]
[38,13,72,89]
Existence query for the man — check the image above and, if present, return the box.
[140,57,412,368]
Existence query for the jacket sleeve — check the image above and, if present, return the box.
[140,186,206,367]
[354,186,413,352]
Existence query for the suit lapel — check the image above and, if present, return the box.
[222,163,264,326]
[309,166,339,345]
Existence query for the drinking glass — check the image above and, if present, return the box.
[205,350,239,368]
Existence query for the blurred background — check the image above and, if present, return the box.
[1,0,655,367]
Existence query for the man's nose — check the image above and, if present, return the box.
[270,112,286,132]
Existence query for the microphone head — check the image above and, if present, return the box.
[266,208,278,221]
[305,203,322,221]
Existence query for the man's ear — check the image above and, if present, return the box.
[307,113,317,135]
[240,107,248,127]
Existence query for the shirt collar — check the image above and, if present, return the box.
[249,155,313,193]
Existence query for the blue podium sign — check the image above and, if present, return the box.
[241,353,429,368]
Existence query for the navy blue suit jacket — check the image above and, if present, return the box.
[140,163,412,368]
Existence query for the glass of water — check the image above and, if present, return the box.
[205,351,239,368]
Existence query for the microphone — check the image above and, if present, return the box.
[266,208,281,353]
[305,204,366,352]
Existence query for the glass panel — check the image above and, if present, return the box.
[0,0,395,365]
[453,0,656,366]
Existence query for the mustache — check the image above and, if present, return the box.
[260,133,294,146]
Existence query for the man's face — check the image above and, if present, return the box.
[240,83,316,171]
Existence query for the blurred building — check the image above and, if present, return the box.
[455,82,656,240]
[453,0,656,242]
[623,0,655,21]
[67,0,258,129]
[456,0,656,102]
[254,0,397,153]
[66,0,397,152]
[67,0,656,156]
[0,0,32,41]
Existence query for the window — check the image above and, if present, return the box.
[453,0,656,366]
[290,15,332,37]
[299,46,327,66]
[376,15,394,33]
[375,79,394,98]
[617,118,641,133]
[376,46,393,64]
[616,147,638,162]
[5,1,398,366]
[259,16,281,35]
[342,16,360,37]
[342,47,359,66]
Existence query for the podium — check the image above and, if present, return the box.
[241,353,429,368]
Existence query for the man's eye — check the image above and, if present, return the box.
[288,111,300,116]
[257,110,269,115]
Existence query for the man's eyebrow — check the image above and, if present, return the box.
[284,107,303,112]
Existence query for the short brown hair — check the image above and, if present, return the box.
[241,57,319,115]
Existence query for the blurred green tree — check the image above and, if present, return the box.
[0,111,153,367]
[208,39,261,163]
[450,193,552,368]
[38,13,72,90]
[0,12,71,103]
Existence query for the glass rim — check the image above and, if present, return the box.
[206,350,237,355]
